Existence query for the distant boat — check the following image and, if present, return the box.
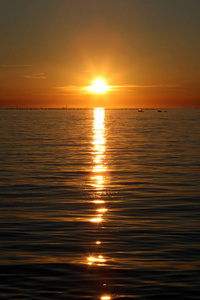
[157,109,162,112]
[138,109,144,112]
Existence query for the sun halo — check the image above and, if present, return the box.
[87,79,109,94]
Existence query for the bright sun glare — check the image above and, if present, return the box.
[88,79,108,93]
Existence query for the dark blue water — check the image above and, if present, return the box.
[0,108,199,299]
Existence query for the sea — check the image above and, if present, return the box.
[0,108,199,300]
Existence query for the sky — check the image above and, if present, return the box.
[0,0,200,108]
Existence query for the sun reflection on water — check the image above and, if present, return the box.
[97,208,107,213]
[91,175,105,190]
[92,108,107,187]
[90,217,103,223]
[93,200,105,204]
[90,108,108,224]
[87,108,112,298]
[87,255,106,264]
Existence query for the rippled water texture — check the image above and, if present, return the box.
[0,108,200,299]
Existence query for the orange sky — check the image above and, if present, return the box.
[0,0,200,108]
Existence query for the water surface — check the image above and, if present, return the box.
[0,108,199,299]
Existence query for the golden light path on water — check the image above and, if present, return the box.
[87,108,112,299]
[91,107,107,191]
[90,108,107,228]
[89,107,107,250]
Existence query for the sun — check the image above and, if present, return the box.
[87,79,109,93]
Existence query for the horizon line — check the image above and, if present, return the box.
[0,107,199,110]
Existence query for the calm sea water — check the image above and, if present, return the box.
[0,108,199,300]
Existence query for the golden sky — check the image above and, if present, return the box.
[0,0,200,108]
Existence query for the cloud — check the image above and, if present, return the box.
[110,84,177,89]
[24,73,46,79]
[0,64,32,68]
[55,84,178,95]
[80,70,92,74]
[54,85,87,94]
